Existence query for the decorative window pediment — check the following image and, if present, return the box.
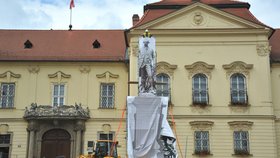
[96,71,119,83]
[48,71,71,82]
[190,121,214,130]
[0,71,21,82]
[156,61,177,77]
[0,71,21,79]
[228,121,253,130]
[223,61,253,77]
[185,62,214,78]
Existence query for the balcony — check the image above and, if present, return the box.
[24,103,90,120]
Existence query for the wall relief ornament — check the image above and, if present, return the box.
[102,124,111,132]
[223,61,253,78]
[228,121,253,130]
[256,44,271,56]
[79,66,91,73]
[156,61,177,77]
[185,61,214,78]
[189,121,214,130]
[129,45,139,57]
[28,66,40,74]
[193,12,204,25]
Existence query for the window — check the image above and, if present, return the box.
[0,83,15,108]
[98,132,114,141]
[52,84,65,106]
[93,40,101,48]
[24,40,33,49]
[0,134,11,158]
[194,131,210,155]
[97,132,116,157]
[234,131,249,155]
[156,73,170,99]
[100,83,115,108]
[192,74,208,105]
[231,74,247,105]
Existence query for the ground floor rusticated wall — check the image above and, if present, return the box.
[0,117,278,158]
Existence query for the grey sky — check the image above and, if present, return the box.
[0,0,279,30]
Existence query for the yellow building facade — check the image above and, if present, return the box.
[0,0,280,158]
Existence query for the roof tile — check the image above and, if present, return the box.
[133,0,267,28]
[149,0,248,5]
[0,30,126,61]
[270,29,280,62]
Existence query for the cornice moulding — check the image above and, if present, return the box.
[189,121,214,126]
[228,121,253,126]
[129,28,270,36]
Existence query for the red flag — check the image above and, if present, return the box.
[70,0,75,9]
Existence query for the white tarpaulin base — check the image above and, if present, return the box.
[127,96,177,158]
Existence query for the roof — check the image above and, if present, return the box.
[148,0,249,6]
[0,30,127,61]
[270,29,280,62]
[133,0,267,28]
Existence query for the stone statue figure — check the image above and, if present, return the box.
[138,36,156,95]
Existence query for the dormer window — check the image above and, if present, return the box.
[93,40,101,49]
[24,40,33,49]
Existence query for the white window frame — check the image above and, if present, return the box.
[156,73,170,99]
[0,83,15,108]
[100,83,115,109]
[192,74,208,105]
[194,131,210,154]
[230,73,247,105]
[233,131,250,155]
[52,84,65,106]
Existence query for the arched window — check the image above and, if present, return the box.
[230,73,247,105]
[156,73,170,99]
[192,74,208,105]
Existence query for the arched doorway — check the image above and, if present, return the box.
[41,129,71,158]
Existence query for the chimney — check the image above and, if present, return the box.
[132,14,140,26]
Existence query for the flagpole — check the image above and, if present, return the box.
[69,0,74,30]
[69,9,72,30]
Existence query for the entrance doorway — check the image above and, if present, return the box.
[41,129,71,158]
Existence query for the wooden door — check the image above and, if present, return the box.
[41,129,71,158]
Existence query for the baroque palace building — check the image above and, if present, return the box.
[0,0,280,158]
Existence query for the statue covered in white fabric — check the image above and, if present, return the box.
[138,35,156,95]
